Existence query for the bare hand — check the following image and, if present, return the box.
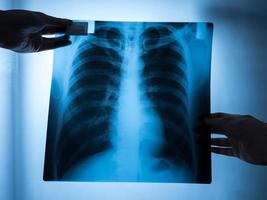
[0,10,72,53]
[203,112,267,165]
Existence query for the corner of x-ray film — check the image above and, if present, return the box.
[43,21,213,183]
[66,21,95,35]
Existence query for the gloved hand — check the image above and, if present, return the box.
[0,9,72,53]
[203,112,267,165]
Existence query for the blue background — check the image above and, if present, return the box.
[1,0,267,200]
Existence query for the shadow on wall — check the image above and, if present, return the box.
[200,4,267,47]
[197,4,267,120]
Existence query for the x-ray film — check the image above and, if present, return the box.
[44,21,213,183]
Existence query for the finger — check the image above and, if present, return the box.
[194,125,210,134]
[211,147,235,157]
[39,35,71,51]
[41,26,68,34]
[209,112,236,119]
[204,117,230,133]
[42,13,72,27]
[211,138,231,147]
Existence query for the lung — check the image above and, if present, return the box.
[47,23,125,179]
[43,21,213,183]
[140,23,195,174]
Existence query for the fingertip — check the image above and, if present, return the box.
[54,38,72,49]
[193,125,211,134]
[211,146,235,157]
[210,112,235,119]
[65,39,72,46]
[198,113,211,123]
[203,116,224,125]
[39,35,72,51]
[65,19,73,26]
[203,117,212,125]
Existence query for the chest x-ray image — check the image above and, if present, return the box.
[43,21,213,183]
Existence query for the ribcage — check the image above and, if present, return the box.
[140,24,195,171]
[55,25,124,179]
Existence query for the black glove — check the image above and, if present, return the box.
[0,9,72,53]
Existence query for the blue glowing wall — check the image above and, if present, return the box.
[44,21,213,183]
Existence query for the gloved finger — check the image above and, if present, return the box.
[211,147,235,157]
[204,117,230,133]
[211,138,231,147]
[42,13,72,27]
[204,117,242,137]
[209,112,237,119]
[193,124,210,134]
[41,26,68,34]
[39,35,71,51]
